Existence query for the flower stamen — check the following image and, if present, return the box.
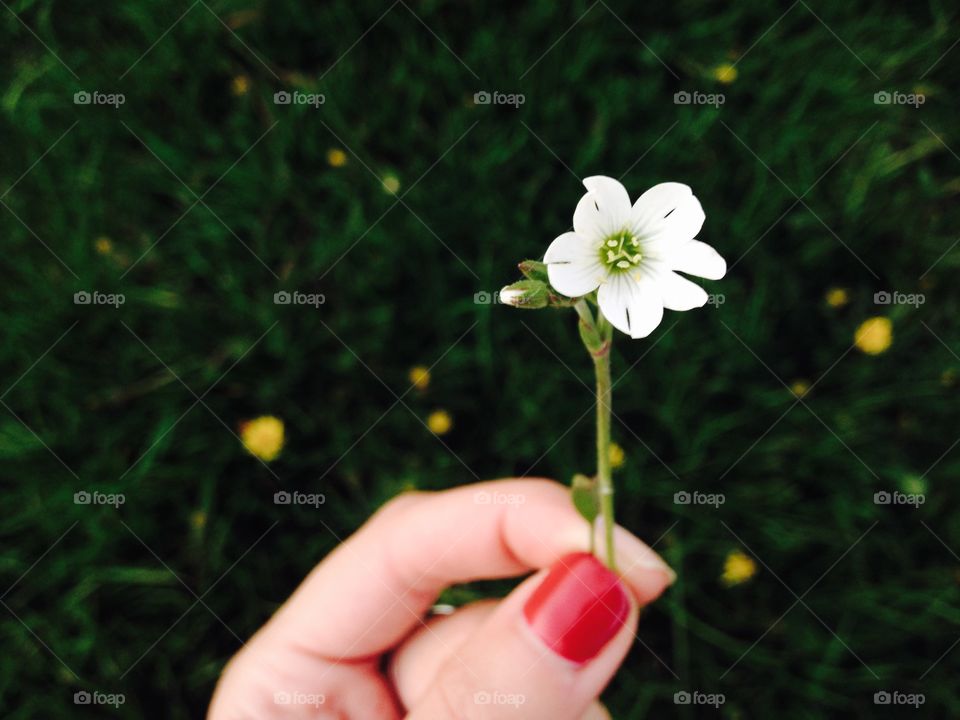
[600,230,643,272]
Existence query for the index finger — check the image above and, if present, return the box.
[256,478,674,659]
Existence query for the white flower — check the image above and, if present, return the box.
[544,176,726,338]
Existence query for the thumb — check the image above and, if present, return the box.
[407,552,657,720]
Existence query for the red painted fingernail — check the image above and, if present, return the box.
[523,552,629,663]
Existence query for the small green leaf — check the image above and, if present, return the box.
[571,473,599,524]
[578,317,604,354]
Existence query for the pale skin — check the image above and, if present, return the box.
[208,478,675,719]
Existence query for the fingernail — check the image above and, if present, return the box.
[631,547,677,588]
[523,552,629,663]
[604,527,676,584]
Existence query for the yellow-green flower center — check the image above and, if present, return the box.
[600,230,642,272]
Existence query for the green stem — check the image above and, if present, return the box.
[574,298,616,571]
[592,319,617,571]
[573,298,595,327]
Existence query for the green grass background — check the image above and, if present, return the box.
[2,0,959,716]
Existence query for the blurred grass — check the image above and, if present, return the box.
[2,0,960,717]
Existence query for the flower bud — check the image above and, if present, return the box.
[518,259,549,283]
[499,280,549,309]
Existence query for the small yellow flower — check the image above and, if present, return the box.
[712,63,738,84]
[825,287,849,308]
[941,369,956,387]
[190,510,207,530]
[94,236,113,255]
[790,379,810,398]
[382,173,401,195]
[408,365,431,391]
[722,550,757,587]
[327,148,348,168]
[608,442,626,469]
[231,75,250,96]
[427,409,452,435]
[854,317,893,355]
[240,415,285,461]
[901,474,926,497]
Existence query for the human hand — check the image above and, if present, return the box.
[208,478,675,719]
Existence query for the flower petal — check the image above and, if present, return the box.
[597,273,664,339]
[651,267,709,311]
[572,193,606,241]
[636,191,706,263]
[583,176,631,233]
[668,239,727,280]
[631,182,694,233]
[544,231,605,297]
